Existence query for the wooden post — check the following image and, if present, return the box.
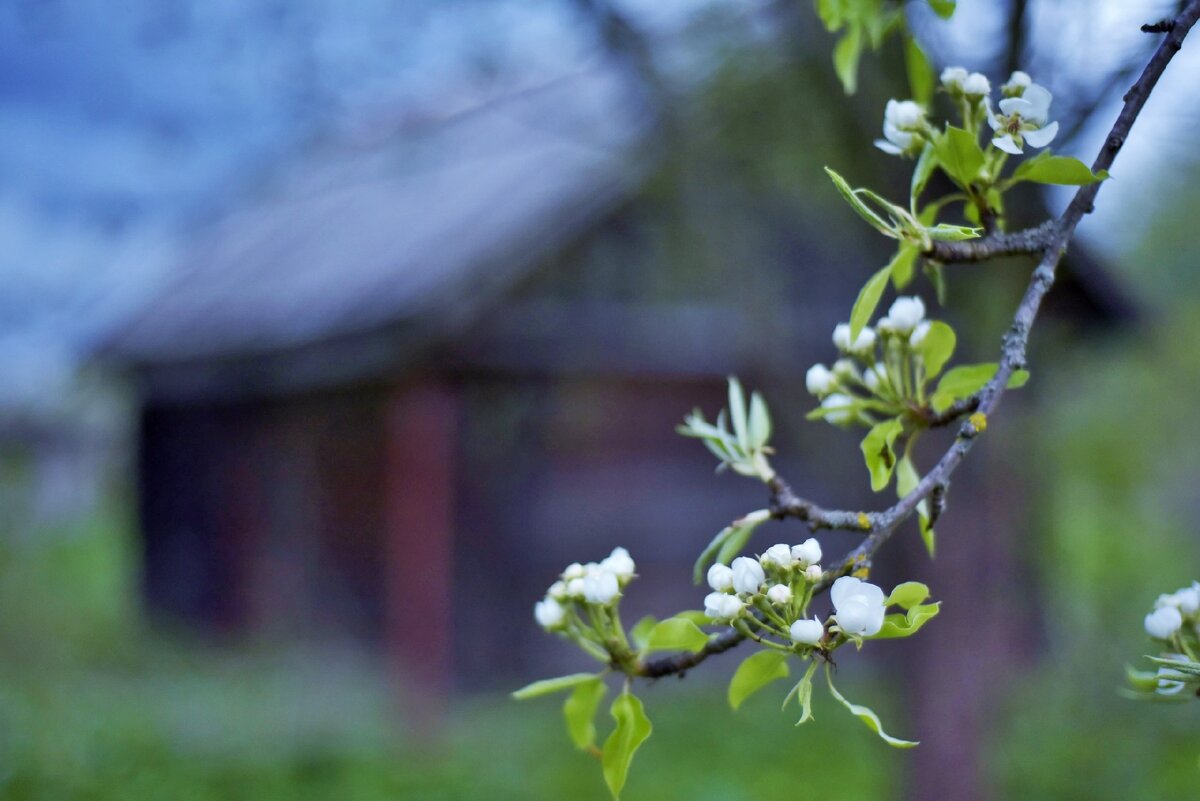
[383,379,457,732]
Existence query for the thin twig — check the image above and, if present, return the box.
[637,2,1200,679]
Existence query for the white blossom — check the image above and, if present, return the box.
[880,296,925,334]
[583,569,621,605]
[909,320,931,348]
[962,72,990,98]
[806,364,836,396]
[833,323,876,354]
[832,358,861,381]
[731,556,766,594]
[707,563,735,592]
[535,597,566,629]
[760,543,794,569]
[1001,70,1031,97]
[601,547,636,582]
[791,538,822,566]
[705,591,744,620]
[940,66,968,91]
[563,562,586,580]
[1145,606,1183,640]
[804,564,823,582]
[820,393,855,425]
[548,580,568,600]
[875,99,927,157]
[831,576,887,637]
[790,617,825,645]
[766,584,793,606]
[566,577,586,598]
[988,77,1058,154]
[1156,584,1200,615]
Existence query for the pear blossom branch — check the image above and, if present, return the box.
[925,219,1056,263]
[638,2,1200,681]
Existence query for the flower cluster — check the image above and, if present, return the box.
[534,547,639,663]
[1127,581,1200,702]
[701,538,893,649]
[806,297,934,427]
[875,68,1057,160]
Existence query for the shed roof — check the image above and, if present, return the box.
[99,66,655,369]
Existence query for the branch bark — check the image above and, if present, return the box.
[637,1,1200,679]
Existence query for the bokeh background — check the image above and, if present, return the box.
[2,1,1199,799]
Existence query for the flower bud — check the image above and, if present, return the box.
[704,591,744,620]
[1145,606,1183,640]
[806,364,836,396]
[909,320,931,348]
[535,597,566,629]
[766,584,793,606]
[831,576,886,637]
[832,323,876,355]
[863,363,885,393]
[791,537,822,566]
[820,393,855,426]
[940,66,968,91]
[804,564,823,583]
[1001,70,1031,97]
[562,562,586,580]
[548,580,568,600]
[583,569,620,605]
[832,358,860,381]
[884,296,925,333]
[760,543,793,569]
[707,563,734,592]
[601,547,636,582]
[566,577,586,598]
[962,72,990,98]
[789,617,825,645]
[731,556,766,594]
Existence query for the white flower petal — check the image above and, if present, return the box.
[998,97,1033,117]
[1022,120,1058,148]
[1022,84,1053,123]
[875,138,904,155]
[993,133,1022,154]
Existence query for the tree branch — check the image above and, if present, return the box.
[637,1,1200,680]
[926,220,1056,263]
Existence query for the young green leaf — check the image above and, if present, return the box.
[910,143,938,207]
[934,126,985,188]
[912,320,955,377]
[930,363,1029,412]
[716,518,764,566]
[728,377,749,451]
[825,167,894,234]
[815,0,845,31]
[1011,152,1108,186]
[850,264,893,341]
[885,581,930,610]
[904,37,934,106]
[630,616,658,651]
[896,454,919,498]
[918,501,936,557]
[748,391,772,450]
[928,0,956,18]
[869,602,941,639]
[834,25,863,94]
[890,242,920,289]
[825,665,919,747]
[564,677,607,750]
[513,673,603,700]
[602,692,653,800]
[782,659,820,725]
[641,618,709,655]
[728,650,791,710]
[672,610,714,626]
[925,223,982,241]
[860,418,903,492]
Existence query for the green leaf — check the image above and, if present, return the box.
[825,167,893,234]
[728,377,749,451]
[924,261,947,305]
[910,143,937,207]
[630,616,657,651]
[1146,656,1200,677]
[1011,152,1108,186]
[782,659,820,725]
[860,418,903,492]
[748,391,771,449]
[890,242,921,289]
[728,650,791,710]
[833,25,863,94]
[925,223,982,241]
[931,363,1028,412]
[934,126,985,188]
[850,264,892,342]
[913,320,955,377]
[886,581,930,610]
[564,678,607,750]
[641,618,710,655]
[928,0,956,18]
[895,454,919,498]
[716,519,763,566]
[904,37,934,106]
[513,673,602,700]
[815,0,845,31]
[918,504,936,557]
[1125,665,1163,693]
[870,602,941,639]
[673,609,714,626]
[602,692,653,800]
[825,665,919,747]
